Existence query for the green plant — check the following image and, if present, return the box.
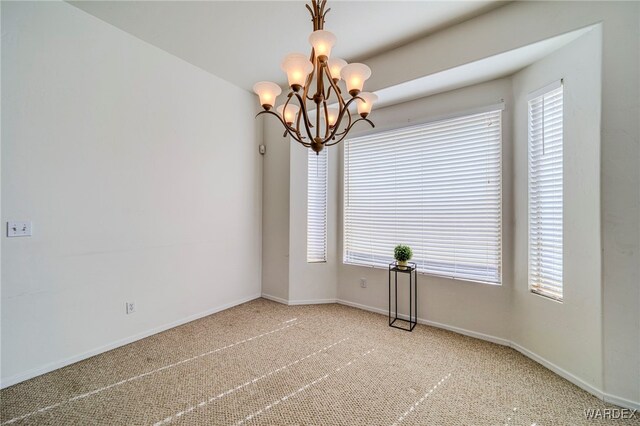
[394,245,413,262]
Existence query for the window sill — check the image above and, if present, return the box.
[530,288,563,303]
[342,261,502,286]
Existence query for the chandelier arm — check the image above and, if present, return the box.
[282,92,295,125]
[324,117,375,147]
[341,109,353,138]
[313,61,324,139]
[287,123,308,144]
[323,79,333,104]
[283,91,294,107]
[290,124,306,142]
[294,92,304,134]
[322,7,331,22]
[314,60,326,139]
[322,99,330,140]
[295,73,315,131]
[310,0,318,29]
[304,50,316,102]
[321,66,352,139]
[325,85,333,103]
[329,105,352,140]
[283,92,304,139]
[274,93,307,142]
[256,110,306,144]
[332,103,354,137]
[293,92,316,142]
[304,81,313,103]
[285,129,309,143]
[316,101,321,139]
[326,95,362,141]
[323,66,346,109]
[309,0,327,30]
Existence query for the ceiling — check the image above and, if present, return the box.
[374,26,594,109]
[68,1,506,91]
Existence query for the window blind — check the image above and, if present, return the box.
[307,148,328,262]
[528,82,563,301]
[344,109,502,284]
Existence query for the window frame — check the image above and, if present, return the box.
[307,147,328,263]
[342,104,504,285]
[527,80,564,302]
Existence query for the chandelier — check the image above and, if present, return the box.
[252,0,377,154]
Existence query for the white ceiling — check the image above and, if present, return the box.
[68,1,506,91]
[374,26,594,108]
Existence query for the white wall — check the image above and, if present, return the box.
[511,27,603,390]
[1,1,262,386]
[261,118,289,302]
[288,142,339,304]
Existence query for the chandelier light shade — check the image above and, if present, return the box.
[252,81,282,110]
[277,104,300,125]
[325,107,339,127]
[281,53,314,90]
[253,0,376,154]
[356,92,378,118]
[308,30,337,62]
[327,58,347,82]
[340,63,372,97]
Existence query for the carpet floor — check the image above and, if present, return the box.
[1,298,637,425]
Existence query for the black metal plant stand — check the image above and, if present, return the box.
[388,262,417,332]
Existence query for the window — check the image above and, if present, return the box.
[528,82,563,301]
[344,108,502,284]
[307,148,328,262]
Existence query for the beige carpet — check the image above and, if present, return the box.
[1,299,637,425]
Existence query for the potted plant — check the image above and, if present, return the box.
[394,245,413,270]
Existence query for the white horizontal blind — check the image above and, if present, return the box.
[528,83,563,300]
[307,148,328,262]
[344,110,502,284]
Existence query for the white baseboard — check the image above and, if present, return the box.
[509,341,604,399]
[421,318,511,347]
[260,293,289,305]
[603,393,640,411]
[334,298,639,411]
[335,298,510,346]
[0,292,262,389]
[261,294,336,306]
[288,298,336,306]
[335,298,381,313]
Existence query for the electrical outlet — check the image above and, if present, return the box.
[360,278,367,288]
[126,302,136,314]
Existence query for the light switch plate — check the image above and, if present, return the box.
[7,221,32,237]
